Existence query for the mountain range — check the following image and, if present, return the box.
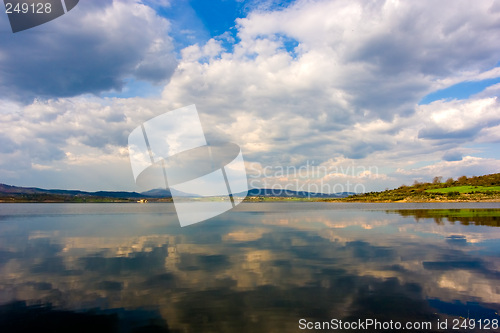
[0,184,352,202]
[0,183,156,201]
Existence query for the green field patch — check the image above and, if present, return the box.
[426,186,500,194]
[403,209,500,218]
[387,209,500,226]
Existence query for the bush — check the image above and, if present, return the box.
[433,176,443,184]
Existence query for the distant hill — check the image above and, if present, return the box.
[342,173,500,202]
[0,183,354,203]
[0,184,169,202]
[141,188,198,198]
[0,183,151,198]
[9,173,498,203]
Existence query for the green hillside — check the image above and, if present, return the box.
[341,173,500,202]
[426,185,500,193]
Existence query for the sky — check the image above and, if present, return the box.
[0,0,500,193]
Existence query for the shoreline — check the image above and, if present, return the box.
[2,198,500,203]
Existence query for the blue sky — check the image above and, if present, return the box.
[420,76,500,105]
[0,0,499,192]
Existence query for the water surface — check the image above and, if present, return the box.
[1,202,500,332]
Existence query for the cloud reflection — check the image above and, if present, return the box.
[0,204,499,331]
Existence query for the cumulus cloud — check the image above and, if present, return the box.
[161,0,500,166]
[0,0,177,102]
[1,0,500,191]
[395,156,500,181]
[233,0,500,116]
[417,97,500,141]
[0,96,179,190]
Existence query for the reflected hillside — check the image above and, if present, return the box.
[387,209,500,227]
[0,301,170,333]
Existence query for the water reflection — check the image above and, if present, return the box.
[0,203,499,332]
[388,209,500,227]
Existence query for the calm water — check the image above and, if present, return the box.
[1,202,500,332]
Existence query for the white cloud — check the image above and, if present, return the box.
[417,97,500,140]
[162,0,500,157]
[395,156,500,180]
[0,96,176,190]
[0,0,177,101]
[1,0,500,191]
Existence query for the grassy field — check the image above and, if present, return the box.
[426,186,500,193]
[338,173,500,202]
[389,209,500,218]
[386,209,500,226]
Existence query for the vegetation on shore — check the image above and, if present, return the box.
[243,196,316,202]
[0,183,174,203]
[0,193,173,203]
[0,193,131,203]
[387,209,500,226]
[2,173,500,203]
[340,173,500,202]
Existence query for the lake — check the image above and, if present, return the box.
[1,202,500,332]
